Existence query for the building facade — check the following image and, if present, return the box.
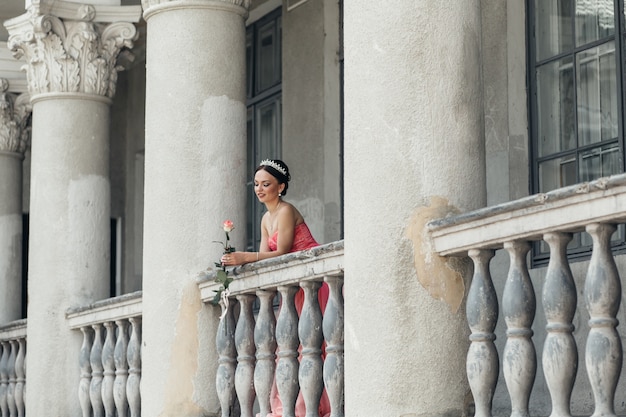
[0,0,625,416]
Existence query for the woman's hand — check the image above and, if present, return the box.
[221,251,245,266]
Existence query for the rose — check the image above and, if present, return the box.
[223,220,234,233]
[212,220,236,307]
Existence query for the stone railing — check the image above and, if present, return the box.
[428,174,626,417]
[197,241,345,417]
[0,320,27,417]
[67,292,143,417]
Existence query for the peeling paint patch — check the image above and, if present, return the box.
[405,196,466,313]
[160,281,205,417]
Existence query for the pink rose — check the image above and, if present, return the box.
[223,220,235,233]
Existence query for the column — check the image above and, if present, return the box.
[140,0,248,415]
[5,2,140,415]
[343,2,484,416]
[0,79,31,324]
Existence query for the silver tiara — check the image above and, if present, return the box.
[259,159,287,176]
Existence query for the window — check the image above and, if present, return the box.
[246,9,282,251]
[529,0,626,261]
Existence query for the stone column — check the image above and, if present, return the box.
[5,3,140,416]
[140,0,248,415]
[0,79,31,324]
[343,2,484,416]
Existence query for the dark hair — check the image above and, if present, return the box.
[256,159,291,195]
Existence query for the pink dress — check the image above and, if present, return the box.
[265,222,331,417]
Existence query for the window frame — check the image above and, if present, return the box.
[246,7,283,251]
[527,0,626,265]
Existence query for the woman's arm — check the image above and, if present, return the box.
[220,206,296,266]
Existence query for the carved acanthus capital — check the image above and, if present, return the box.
[5,8,139,99]
[0,79,32,155]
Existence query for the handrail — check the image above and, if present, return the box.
[197,240,344,302]
[428,174,626,256]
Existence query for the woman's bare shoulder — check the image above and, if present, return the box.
[282,201,305,224]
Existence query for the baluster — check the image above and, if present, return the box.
[466,249,498,417]
[7,340,16,417]
[299,281,324,417]
[79,327,94,417]
[102,322,116,417]
[114,320,130,417]
[502,241,536,417]
[126,317,142,417]
[542,233,577,417]
[13,340,24,417]
[585,223,622,417]
[276,286,300,417]
[90,323,105,417]
[235,294,256,417]
[254,290,277,417]
[20,352,24,416]
[216,301,237,417]
[323,276,344,417]
[1,341,9,417]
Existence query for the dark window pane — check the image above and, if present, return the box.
[246,31,253,99]
[257,18,281,92]
[575,0,615,46]
[577,41,618,145]
[537,56,577,156]
[535,0,575,61]
[246,108,255,250]
[539,155,578,192]
[579,142,620,180]
[256,96,282,159]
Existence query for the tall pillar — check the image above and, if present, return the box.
[0,79,31,323]
[5,3,140,415]
[343,2,485,416]
[141,0,248,415]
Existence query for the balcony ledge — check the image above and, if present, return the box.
[428,174,626,256]
[197,240,344,303]
[66,291,143,329]
[0,319,27,340]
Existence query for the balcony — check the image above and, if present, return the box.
[0,319,26,417]
[428,174,626,416]
[66,291,143,417]
[197,240,344,417]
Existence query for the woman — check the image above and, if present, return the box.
[220,159,320,266]
[220,159,330,417]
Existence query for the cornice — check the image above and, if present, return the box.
[0,79,32,155]
[24,0,142,23]
[142,0,250,20]
[5,10,139,98]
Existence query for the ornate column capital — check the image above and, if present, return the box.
[142,0,250,20]
[0,79,32,155]
[4,2,142,99]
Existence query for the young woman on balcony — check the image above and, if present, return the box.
[220,158,330,417]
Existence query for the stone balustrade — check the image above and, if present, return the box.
[428,174,626,417]
[67,292,143,417]
[198,241,345,417]
[0,320,27,417]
